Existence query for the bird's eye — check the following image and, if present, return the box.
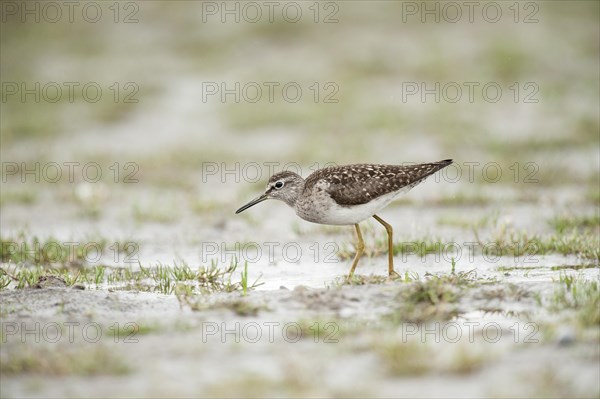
[274,181,284,189]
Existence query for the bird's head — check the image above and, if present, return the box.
[235,171,305,214]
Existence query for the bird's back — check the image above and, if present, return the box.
[303,160,453,206]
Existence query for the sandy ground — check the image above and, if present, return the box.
[1,265,599,398]
[2,250,599,398]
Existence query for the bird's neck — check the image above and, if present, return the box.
[282,179,305,209]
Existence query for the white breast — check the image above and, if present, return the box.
[295,187,409,226]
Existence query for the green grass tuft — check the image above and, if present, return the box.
[550,275,599,328]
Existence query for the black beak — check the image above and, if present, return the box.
[235,194,268,214]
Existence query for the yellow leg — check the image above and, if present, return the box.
[373,214,397,277]
[348,223,365,278]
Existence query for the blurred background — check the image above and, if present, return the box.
[1,0,598,270]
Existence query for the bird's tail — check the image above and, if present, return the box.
[402,159,454,189]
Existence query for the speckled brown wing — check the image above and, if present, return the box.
[304,160,452,206]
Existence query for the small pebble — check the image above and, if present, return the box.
[556,327,576,346]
